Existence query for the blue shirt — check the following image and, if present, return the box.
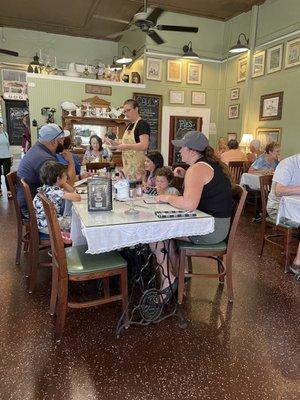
[17,141,55,213]
[56,153,81,175]
[251,154,279,170]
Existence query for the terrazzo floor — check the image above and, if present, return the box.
[0,187,299,400]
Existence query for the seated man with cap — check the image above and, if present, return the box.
[17,123,75,216]
[150,131,233,298]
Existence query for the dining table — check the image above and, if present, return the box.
[71,193,215,334]
[276,195,300,227]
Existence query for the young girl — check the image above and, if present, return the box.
[82,135,111,164]
[144,151,164,187]
[155,167,180,196]
[33,160,81,240]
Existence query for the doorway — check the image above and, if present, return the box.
[4,100,28,145]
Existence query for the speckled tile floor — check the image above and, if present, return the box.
[0,189,299,400]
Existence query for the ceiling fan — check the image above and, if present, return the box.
[105,0,198,44]
[0,49,19,57]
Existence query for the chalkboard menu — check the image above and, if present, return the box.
[169,116,202,165]
[4,100,28,145]
[133,93,162,150]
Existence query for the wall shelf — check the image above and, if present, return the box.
[26,73,146,88]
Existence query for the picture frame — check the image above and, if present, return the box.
[146,57,162,81]
[87,177,112,211]
[259,91,284,121]
[187,62,202,84]
[228,104,239,119]
[251,50,265,78]
[167,60,182,82]
[227,132,237,141]
[285,37,300,69]
[266,44,283,74]
[237,57,247,82]
[85,84,112,96]
[169,90,184,104]
[230,88,239,100]
[256,127,282,148]
[191,91,206,105]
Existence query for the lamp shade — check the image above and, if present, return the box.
[182,41,199,59]
[116,46,133,64]
[239,133,253,147]
[229,33,249,54]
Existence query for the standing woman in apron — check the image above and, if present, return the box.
[0,120,13,198]
[107,99,150,179]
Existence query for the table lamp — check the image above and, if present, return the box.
[240,133,253,154]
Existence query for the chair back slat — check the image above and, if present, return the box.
[259,175,273,221]
[38,192,68,279]
[226,184,247,254]
[228,161,245,184]
[20,179,40,243]
[86,162,114,172]
[7,171,23,224]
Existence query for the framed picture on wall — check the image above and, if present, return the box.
[237,57,247,82]
[187,63,202,84]
[230,88,239,100]
[191,91,206,105]
[146,57,162,81]
[252,50,265,78]
[256,127,282,148]
[167,60,182,82]
[228,104,239,119]
[259,91,284,121]
[266,44,283,74]
[227,132,237,141]
[169,90,184,104]
[285,37,300,69]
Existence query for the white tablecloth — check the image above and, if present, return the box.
[276,195,300,227]
[71,198,215,254]
[240,173,261,190]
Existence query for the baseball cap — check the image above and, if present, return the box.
[172,131,209,151]
[38,123,70,142]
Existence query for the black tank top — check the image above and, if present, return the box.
[197,160,233,218]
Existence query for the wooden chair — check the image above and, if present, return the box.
[20,179,52,293]
[85,162,115,173]
[259,175,299,272]
[177,185,247,303]
[228,161,246,184]
[71,148,86,165]
[38,192,128,341]
[7,171,29,265]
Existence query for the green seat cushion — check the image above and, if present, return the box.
[176,240,227,252]
[266,216,294,229]
[66,245,127,276]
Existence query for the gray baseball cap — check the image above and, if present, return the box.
[172,131,209,151]
[38,123,70,142]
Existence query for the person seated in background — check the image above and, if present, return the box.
[33,160,81,241]
[17,123,75,216]
[144,151,164,187]
[248,142,280,174]
[155,167,180,196]
[82,135,111,164]
[73,135,85,149]
[150,131,233,297]
[247,139,263,162]
[56,135,81,175]
[220,139,247,165]
[215,137,228,158]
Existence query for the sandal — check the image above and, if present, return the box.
[7,191,13,199]
[160,278,178,303]
[290,263,300,275]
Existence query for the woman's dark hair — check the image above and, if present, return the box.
[265,141,279,154]
[196,146,234,186]
[146,151,164,171]
[89,135,103,151]
[227,139,239,150]
[155,167,174,184]
[123,99,139,111]
[40,160,67,186]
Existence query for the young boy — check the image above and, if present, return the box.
[155,167,180,196]
[33,160,81,239]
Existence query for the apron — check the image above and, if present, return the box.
[122,118,146,179]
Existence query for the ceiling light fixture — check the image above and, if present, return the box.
[182,41,199,59]
[109,56,122,71]
[116,46,137,64]
[229,33,249,54]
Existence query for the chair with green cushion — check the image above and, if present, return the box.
[177,185,247,304]
[38,192,128,341]
[259,174,299,272]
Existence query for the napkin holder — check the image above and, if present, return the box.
[87,177,112,211]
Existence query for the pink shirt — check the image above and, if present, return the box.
[220,149,247,165]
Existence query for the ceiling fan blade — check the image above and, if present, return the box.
[156,25,198,33]
[147,8,164,24]
[106,27,135,39]
[0,48,19,57]
[93,15,131,25]
[147,30,165,45]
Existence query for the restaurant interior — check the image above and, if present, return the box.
[0,0,299,399]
